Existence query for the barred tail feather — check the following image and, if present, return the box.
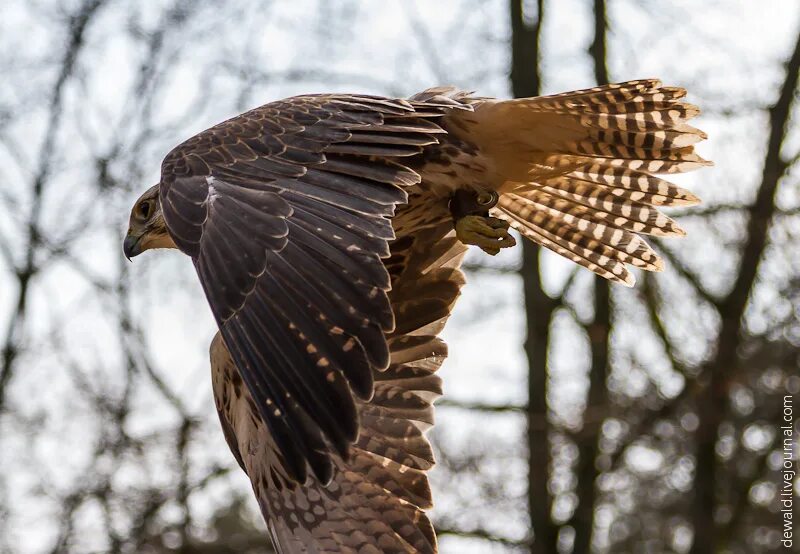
[469,79,710,285]
[496,193,660,286]
[519,182,686,236]
[564,162,701,207]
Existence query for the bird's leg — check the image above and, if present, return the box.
[450,190,517,256]
[455,215,516,255]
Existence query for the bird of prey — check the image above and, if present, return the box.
[124,79,709,553]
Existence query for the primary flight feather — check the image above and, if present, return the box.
[124,80,710,553]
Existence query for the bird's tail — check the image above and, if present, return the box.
[461,79,711,285]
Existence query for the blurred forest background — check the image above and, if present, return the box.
[0,1,798,553]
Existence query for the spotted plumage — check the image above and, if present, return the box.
[124,79,709,553]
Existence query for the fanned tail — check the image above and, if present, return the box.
[464,79,711,285]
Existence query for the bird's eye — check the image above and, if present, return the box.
[138,200,151,219]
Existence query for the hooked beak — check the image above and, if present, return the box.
[123,233,142,261]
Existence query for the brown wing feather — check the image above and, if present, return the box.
[161,95,471,484]
[211,212,466,554]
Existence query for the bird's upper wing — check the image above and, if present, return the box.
[160,94,466,483]
[211,214,466,554]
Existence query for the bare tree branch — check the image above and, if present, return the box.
[0,0,109,411]
[690,23,800,554]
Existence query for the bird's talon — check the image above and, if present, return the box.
[455,215,517,255]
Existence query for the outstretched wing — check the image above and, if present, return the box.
[211,215,466,554]
[160,95,466,483]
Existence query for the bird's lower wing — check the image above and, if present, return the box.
[211,209,465,554]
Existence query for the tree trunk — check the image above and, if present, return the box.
[509,1,559,552]
[570,2,611,552]
[690,24,800,554]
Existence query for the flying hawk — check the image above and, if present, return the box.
[124,80,709,553]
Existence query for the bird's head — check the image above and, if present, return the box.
[123,184,176,260]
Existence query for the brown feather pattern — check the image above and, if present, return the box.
[212,218,465,553]
[480,79,711,285]
[146,79,709,553]
[160,95,468,486]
